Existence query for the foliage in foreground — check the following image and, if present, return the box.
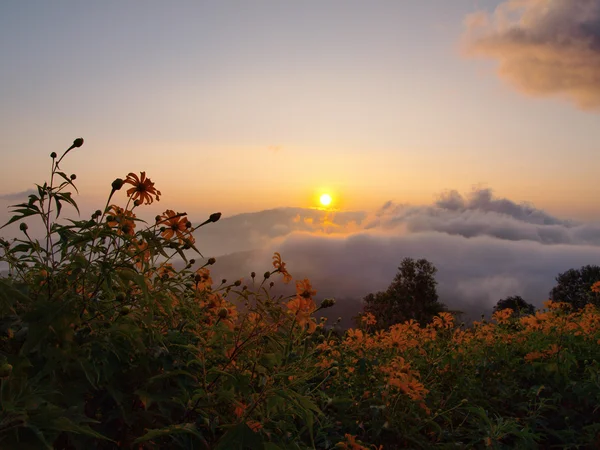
[1,139,600,449]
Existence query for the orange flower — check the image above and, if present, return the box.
[524,344,562,363]
[361,312,377,326]
[545,343,561,357]
[431,312,455,330]
[492,308,514,324]
[194,268,212,291]
[123,172,161,205]
[272,252,292,283]
[246,420,262,433]
[106,205,136,235]
[287,296,317,333]
[335,434,371,450]
[592,281,600,293]
[316,358,334,369]
[295,278,316,300]
[157,263,176,279]
[234,402,246,418]
[543,300,571,311]
[130,239,150,269]
[159,209,195,244]
[524,351,544,362]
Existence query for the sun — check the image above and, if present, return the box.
[319,193,332,207]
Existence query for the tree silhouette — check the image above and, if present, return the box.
[494,295,535,316]
[362,258,447,329]
[550,265,600,310]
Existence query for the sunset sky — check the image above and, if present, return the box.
[1,0,600,224]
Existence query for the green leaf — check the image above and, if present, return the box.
[56,191,80,215]
[1,209,38,229]
[147,369,198,384]
[36,183,47,199]
[54,197,63,218]
[55,171,79,194]
[50,417,113,441]
[132,423,205,444]
[263,443,284,450]
[215,423,263,450]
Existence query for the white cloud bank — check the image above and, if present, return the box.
[195,188,600,322]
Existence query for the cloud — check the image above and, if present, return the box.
[0,189,37,201]
[193,187,600,325]
[463,0,600,110]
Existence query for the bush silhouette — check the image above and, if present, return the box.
[361,258,447,329]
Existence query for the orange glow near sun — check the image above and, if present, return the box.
[320,193,332,207]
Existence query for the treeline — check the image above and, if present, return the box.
[358,258,600,328]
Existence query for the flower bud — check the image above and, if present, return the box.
[269,282,274,288]
[221,279,227,284]
[189,259,196,265]
[19,223,28,232]
[320,298,336,309]
[0,363,13,378]
[72,138,84,148]
[218,307,228,319]
[111,178,124,191]
[234,280,241,287]
[155,215,161,223]
[251,271,256,279]
[208,212,221,223]
[70,174,76,180]
[186,221,192,229]
[50,152,57,158]
[207,257,216,265]
[134,199,142,207]
[263,271,271,279]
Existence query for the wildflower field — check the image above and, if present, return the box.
[1,140,600,449]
